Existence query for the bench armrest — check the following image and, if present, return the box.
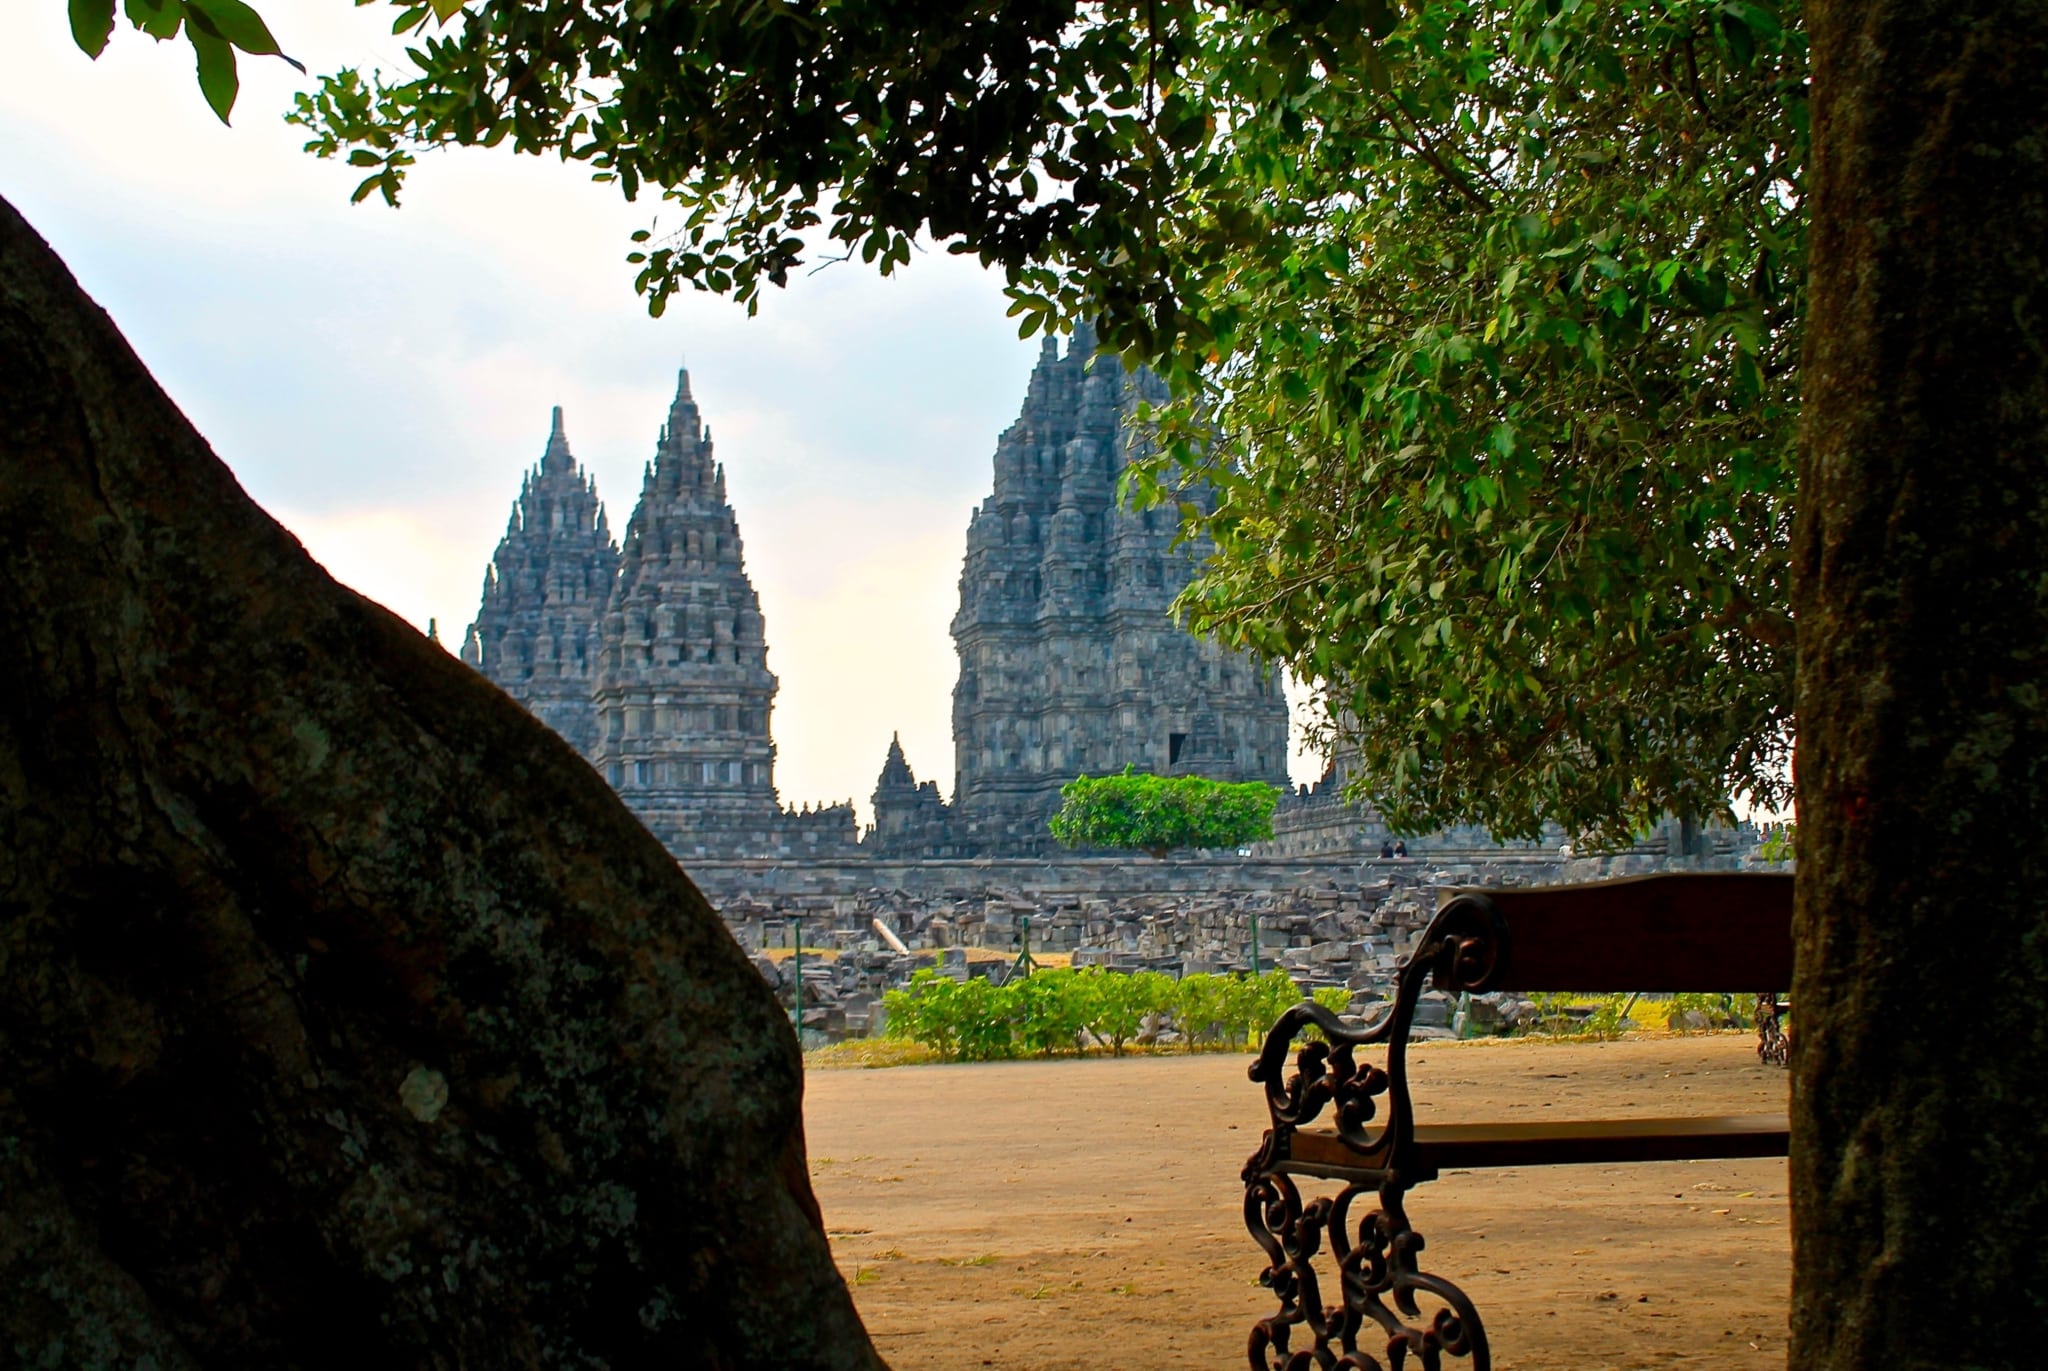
[1248,893,1509,1173]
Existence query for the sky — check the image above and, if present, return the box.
[3,5,1319,823]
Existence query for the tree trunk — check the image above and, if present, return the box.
[1795,4,2048,1365]
[0,195,882,1369]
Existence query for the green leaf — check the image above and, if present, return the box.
[428,0,465,20]
[124,0,181,41]
[187,0,304,72]
[69,0,116,58]
[187,21,237,123]
[185,0,273,53]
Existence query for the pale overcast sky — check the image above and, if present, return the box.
[3,5,1317,820]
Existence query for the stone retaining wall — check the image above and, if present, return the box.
[707,845,1781,1040]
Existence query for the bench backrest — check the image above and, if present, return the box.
[1431,871,1792,993]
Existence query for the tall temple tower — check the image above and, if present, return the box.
[589,369,783,854]
[461,407,618,754]
[947,325,1292,852]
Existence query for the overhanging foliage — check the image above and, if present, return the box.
[95,0,1804,843]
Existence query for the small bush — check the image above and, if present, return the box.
[950,975,1016,1061]
[1090,968,1174,1056]
[1012,968,1093,1057]
[880,964,1326,1062]
[1666,991,1755,1031]
[1525,991,1630,1039]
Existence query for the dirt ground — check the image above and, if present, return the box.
[804,1035,1788,1371]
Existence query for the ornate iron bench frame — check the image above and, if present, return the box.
[1241,871,1792,1371]
[1756,994,1791,1067]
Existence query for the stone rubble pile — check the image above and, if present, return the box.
[719,863,1565,1043]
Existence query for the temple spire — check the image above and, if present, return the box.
[462,406,619,755]
[663,366,705,454]
[541,404,574,474]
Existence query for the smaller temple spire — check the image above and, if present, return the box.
[1069,318,1099,357]
[662,366,705,454]
[540,404,575,474]
[876,731,916,789]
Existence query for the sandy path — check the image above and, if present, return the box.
[803,1035,1788,1370]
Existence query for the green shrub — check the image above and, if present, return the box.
[1527,991,1603,1037]
[1048,768,1281,856]
[882,964,1336,1062]
[1089,968,1174,1056]
[1168,973,1232,1050]
[949,975,1017,1061]
[1012,968,1093,1057]
[1580,993,1631,1040]
[1666,991,1755,1031]
[881,969,959,1058]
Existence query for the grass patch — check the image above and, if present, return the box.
[806,1034,1335,1071]
[805,1038,940,1070]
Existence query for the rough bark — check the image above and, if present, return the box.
[1795,4,2048,1366]
[0,194,883,1369]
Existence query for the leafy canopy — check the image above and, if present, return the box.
[95,0,1804,844]
[1127,2,1805,842]
[1049,769,1281,856]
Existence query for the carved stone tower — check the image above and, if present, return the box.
[948,325,1292,852]
[867,733,959,856]
[461,407,618,754]
[590,369,782,853]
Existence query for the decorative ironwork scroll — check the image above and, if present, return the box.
[1245,1171,1488,1371]
[1755,993,1789,1067]
[1242,894,1505,1371]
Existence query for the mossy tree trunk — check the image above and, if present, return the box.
[0,194,882,1369]
[1795,4,2048,1365]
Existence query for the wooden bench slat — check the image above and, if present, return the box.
[1285,1114,1789,1172]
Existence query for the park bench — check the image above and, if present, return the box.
[1241,870,1792,1371]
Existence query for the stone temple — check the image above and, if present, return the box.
[466,370,856,859]
[908,322,1291,855]
[464,345,1293,860]
[586,373,785,854]
[460,408,615,755]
